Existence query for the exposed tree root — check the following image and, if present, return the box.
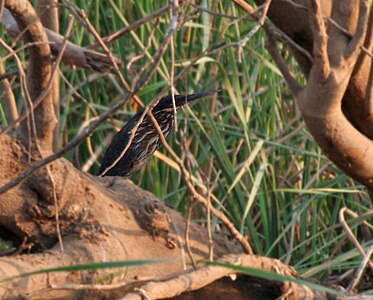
[0,135,326,299]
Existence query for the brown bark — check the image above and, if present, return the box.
[0,59,18,123]
[2,1,368,299]
[0,132,322,298]
[254,0,373,190]
[1,8,123,72]
[38,0,60,151]
[5,0,56,154]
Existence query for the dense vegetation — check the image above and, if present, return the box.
[1,0,371,288]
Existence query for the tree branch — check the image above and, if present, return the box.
[298,0,373,189]
[308,0,330,80]
[4,0,56,153]
[1,8,123,72]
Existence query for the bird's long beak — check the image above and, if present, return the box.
[175,89,221,106]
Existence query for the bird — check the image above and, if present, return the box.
[99,90,218,177]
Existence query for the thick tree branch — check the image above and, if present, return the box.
[123,254,325,300]
[345,0,369,60]
[4,0,56,153]
[298,0,373,189]
[1,8,123,72]
[308,0,330,80]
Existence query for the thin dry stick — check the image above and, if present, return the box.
[0,38,34,150]
[127,18,160,72]
[0,43,207,194]
[129,19,162,89]
[266,35,302,95]
[185,197,196,269]
[99,4,179,176]
[204,160,219,261]
[206,161,214,261]
[0,38,72,135]
[232,0,314,64]
[62,0,143,107]
[182,129,197,268]
[347,244,373,293]
[88,5,169,50]
[169,12,177,132]
[49,16,75,251]
[236,0,272,62]
[339,207,373,273]
[0,1,207,194]
[147,110,254,254]
[0,56,18,123]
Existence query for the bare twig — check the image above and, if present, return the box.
[347,244,373,294]
[99,3,179,176]
[0,5,213,194]
[339,207,373,274]
[50,16,75,251]
[1,8,123,72]
[0,38,37,151]
[236,0,272,62]
[88,5,169,50]
[0,56,18,123]
[185,198,196,269]
[147,110,254,254]
[266,35,302,95]
[232,0,314,65]
[127,18,160,72]
[122,253,319,300]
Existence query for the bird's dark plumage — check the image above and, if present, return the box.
[99,90,218,177]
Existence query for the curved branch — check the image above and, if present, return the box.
[5,0,56,153]
[298,0,373,188]
[123,254,325,300]
[308,0,330,80]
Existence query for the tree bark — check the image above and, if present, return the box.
[38,0,60,151]
[255,0,373,190]
[5,0,56,154]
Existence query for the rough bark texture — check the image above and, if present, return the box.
[256,0,373,190]
[0,134,239,298]
[0,135,313,300]
[37,0,60,151]
[5,0,56,154]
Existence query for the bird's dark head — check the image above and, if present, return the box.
[153,90,220,112]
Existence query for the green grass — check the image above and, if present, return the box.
[1,0,372,288]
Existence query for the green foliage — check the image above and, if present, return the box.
[2,0,372,286]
